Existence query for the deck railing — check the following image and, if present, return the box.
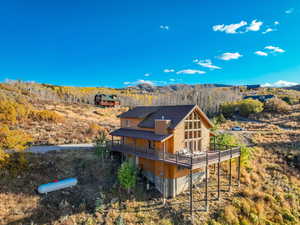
[106,140,241,168]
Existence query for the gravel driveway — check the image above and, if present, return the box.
[26,143,95,153]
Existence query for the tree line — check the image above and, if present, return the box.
[1,80,242,116]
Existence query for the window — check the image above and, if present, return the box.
[183,110,202,153]
[148,140,155,149]
[185,122,188,129]
[125,120,130,127]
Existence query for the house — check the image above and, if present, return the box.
[108,105,241,204]
[243,94,275,102]
[94,94,120,107]
[245,84,261,90]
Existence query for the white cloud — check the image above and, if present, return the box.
[136,80,154,85]
[218,52,242,61]
[144,73,150,77]
[194,59,222,70]
[262,28,276,34]
[163,69,175,73]
[265,46,285,53]
[274,21,280,25]
[212,21,247,34]
[261,80,298,87]
[246,20,263,32]
[255,51,268,56]
[285,8,294,14]
[176,69,206,75]
[123,80,155,86]
[160,25,169,30]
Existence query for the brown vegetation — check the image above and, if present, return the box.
[264,98,292,113]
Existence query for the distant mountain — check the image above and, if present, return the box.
[285,85,300,91]
[124,83,234,93]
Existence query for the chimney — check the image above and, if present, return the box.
[155,118,170,135]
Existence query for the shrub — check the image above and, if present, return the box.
[212,114,226,127]
[282,96,292,105]
[281,96,298,105]
[221,99,264,118]
[29,110,64,123]
[0,125,33,150]
[87,122,102,135]
[282,210,296,222]
[207,220,222,225]
[239,99,264,117]
[214,133,254,166]
[221,102,238,118]
[264,98,291,113]
[117,160,137,194]
[94,130,108,164]
[0,125,33,174]
[0,99,30,124]
[223,205,239,225]
[214,133,238,147]
[115,215,125,225]
[239,198,251,216]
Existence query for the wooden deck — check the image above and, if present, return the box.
[106,141,241,169]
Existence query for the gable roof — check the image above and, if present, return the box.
[111,128,173,142]
[95,94,120,101]
[119,105,213,129]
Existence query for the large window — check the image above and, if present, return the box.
[184,111,202,153]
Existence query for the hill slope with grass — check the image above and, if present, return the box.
[1,81,300,224]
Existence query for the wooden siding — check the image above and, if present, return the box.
[118,107,213,179]
[120,118,153,131]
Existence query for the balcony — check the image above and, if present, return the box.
[106,140,241,169]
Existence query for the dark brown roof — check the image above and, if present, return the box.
[119,105,213,129]
[119,105,195,129]
[110,128,173,141]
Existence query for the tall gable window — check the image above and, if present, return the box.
[184,111,202,153]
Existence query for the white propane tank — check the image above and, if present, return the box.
[38,178,78,194]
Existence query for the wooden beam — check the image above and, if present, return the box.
[237,147,241,187]
[229,149,232,192]
[205,151,209,212]
[162,141,166,206]
[190,169,193,222]
[217,150,220,201]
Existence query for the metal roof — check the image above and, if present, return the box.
[110,128,173,142]
[119,105,213,129]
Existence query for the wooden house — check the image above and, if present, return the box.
[108,105,241,208]
[94,94,120,107]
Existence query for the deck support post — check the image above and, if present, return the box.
[213,136,216,151]
[205,151,209,212]
[237,147,241,187]
[217,150,221,201]
[189,168,193,223]
[229,149,232,192]
[162,141,166,206]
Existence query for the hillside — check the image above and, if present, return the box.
[1,81,300,225]
[286,84,300,91]
[1,106,300,225]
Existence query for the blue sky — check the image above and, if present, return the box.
[0,0,299,88]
